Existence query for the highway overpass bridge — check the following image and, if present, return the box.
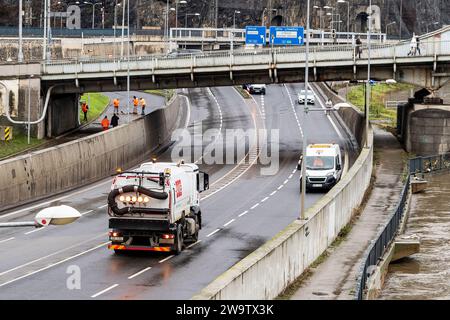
[1,26,450,137]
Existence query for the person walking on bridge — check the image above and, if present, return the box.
[140,97,146,115]
[81,102,89,122]
[355,36,362,59]
[101,115,110,131]
[111,113,119,128]
[408,33,417,56]
[113,98,120,114]
[133,96,139,114]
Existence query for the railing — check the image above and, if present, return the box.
[0,26,164,38]
[355,152,450,299]
[355,174,411,300]
[409,153,450,174]
[385,100,408,109]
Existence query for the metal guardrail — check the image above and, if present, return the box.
[385,100,408,109]
[355,152,450,299]
[0,26,164,38]
[355,174,411,300]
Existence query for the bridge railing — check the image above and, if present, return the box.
[41,40,450,75]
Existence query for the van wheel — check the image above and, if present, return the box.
[173,225,184,255]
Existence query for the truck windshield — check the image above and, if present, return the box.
[114,175,161,190]
[306,156,335,170]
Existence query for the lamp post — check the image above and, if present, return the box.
[113,1,122,61]
[300,0,311,221]
[337,0,349,39]
[399,0,403,39]
[231,10,240,52]
[175,0,187,29]
[323,5,333,31]
[127,0,130,123]
[84,1,102,29]
[385,21,396,36]
[18,0,24,63]
[366,0,372,148]
[313,6,323,30]
[185,12,200,28]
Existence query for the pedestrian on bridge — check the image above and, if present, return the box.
[416,35,421,55]
[140,97,146,115]
[133,96,139,114]
[113,98,120,114]
[101,115,110,131]
[355,36,362,59]
[408,33,417,56]
[111,113,119,128]
[81,102,89,122]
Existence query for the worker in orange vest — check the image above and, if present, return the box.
[140,97,146,115]
[101,115,110,131]
[113,98,120,114]
[133,96,139,114]
[81,102,89,122]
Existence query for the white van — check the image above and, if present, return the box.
[299,144,343,191]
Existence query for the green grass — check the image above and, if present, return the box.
[234,86,252,99]
[144,89,175,101]
[347,83,414,127]
[79,93,110,123]
[0,132,45,159]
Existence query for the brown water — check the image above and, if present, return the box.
[378,174,450,300]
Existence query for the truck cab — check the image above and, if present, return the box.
[299,144,342,191]
[107,161,209,254]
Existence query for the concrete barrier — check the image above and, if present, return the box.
[0,95,182,212]
[192,96,373,300]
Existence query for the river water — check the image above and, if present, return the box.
[378,173,450,300]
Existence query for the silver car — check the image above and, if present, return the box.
[297,89,315,104]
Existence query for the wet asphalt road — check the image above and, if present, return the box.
[0,84,355,299]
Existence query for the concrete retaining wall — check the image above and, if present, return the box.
[192,102,373,300]
[0,95,181,212]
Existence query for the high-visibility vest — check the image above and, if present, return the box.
[140,98,146,106]
[82,103,88,113]
[133,98,139,106]
[113,99,119,107]
[101,118,109,128]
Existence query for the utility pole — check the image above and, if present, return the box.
[300,0,311,221]
[18,0,24,63]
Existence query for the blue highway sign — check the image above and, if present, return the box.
[269,26,304,46]
[245,26,267,45]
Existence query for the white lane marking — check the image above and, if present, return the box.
[261,197,269,203]
[128,267,152,280]
[91,284,119,298]
[0,237,14,244]
[24,228,45,235]
[283,179,289,184]
[288,174,294,179]
[223,219,235,227]
[292,169,297,174]
[238,210,249,217]
[270,190,277,196]
[0,180,111,220]
[97,205,107,209]
[180,94,192,129]
[278,185,284,190]
[250,203,260,210]
[284,84,304,137]
[206,229,220,237]
[158,255,174,263]
[80,210,93,216]
[312,86,345,141]
[0,241,109,288]
[186,240,202,249]
[0,233,107,277]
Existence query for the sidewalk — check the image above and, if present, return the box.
[290,126,406,300]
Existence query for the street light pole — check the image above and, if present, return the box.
[337,0,349,39]
[231,10,240,52]
[366,0,372,148]
[386,21,396,36]
[18,0,24,63]
[127,0,130,123]
[300,0,311,221]
[121,0,126,58]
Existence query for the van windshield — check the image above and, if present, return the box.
[306,156,335,170]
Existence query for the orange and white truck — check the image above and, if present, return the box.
[107,161,209,254]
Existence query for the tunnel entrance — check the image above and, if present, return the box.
[356,12,369,32]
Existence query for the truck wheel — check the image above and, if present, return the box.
[173,225,184,255]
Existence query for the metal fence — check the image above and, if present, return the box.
[409,153,450,174]
[355,174,411,300]
[0,27,164,38]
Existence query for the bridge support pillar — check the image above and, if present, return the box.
[46,93,80,137]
